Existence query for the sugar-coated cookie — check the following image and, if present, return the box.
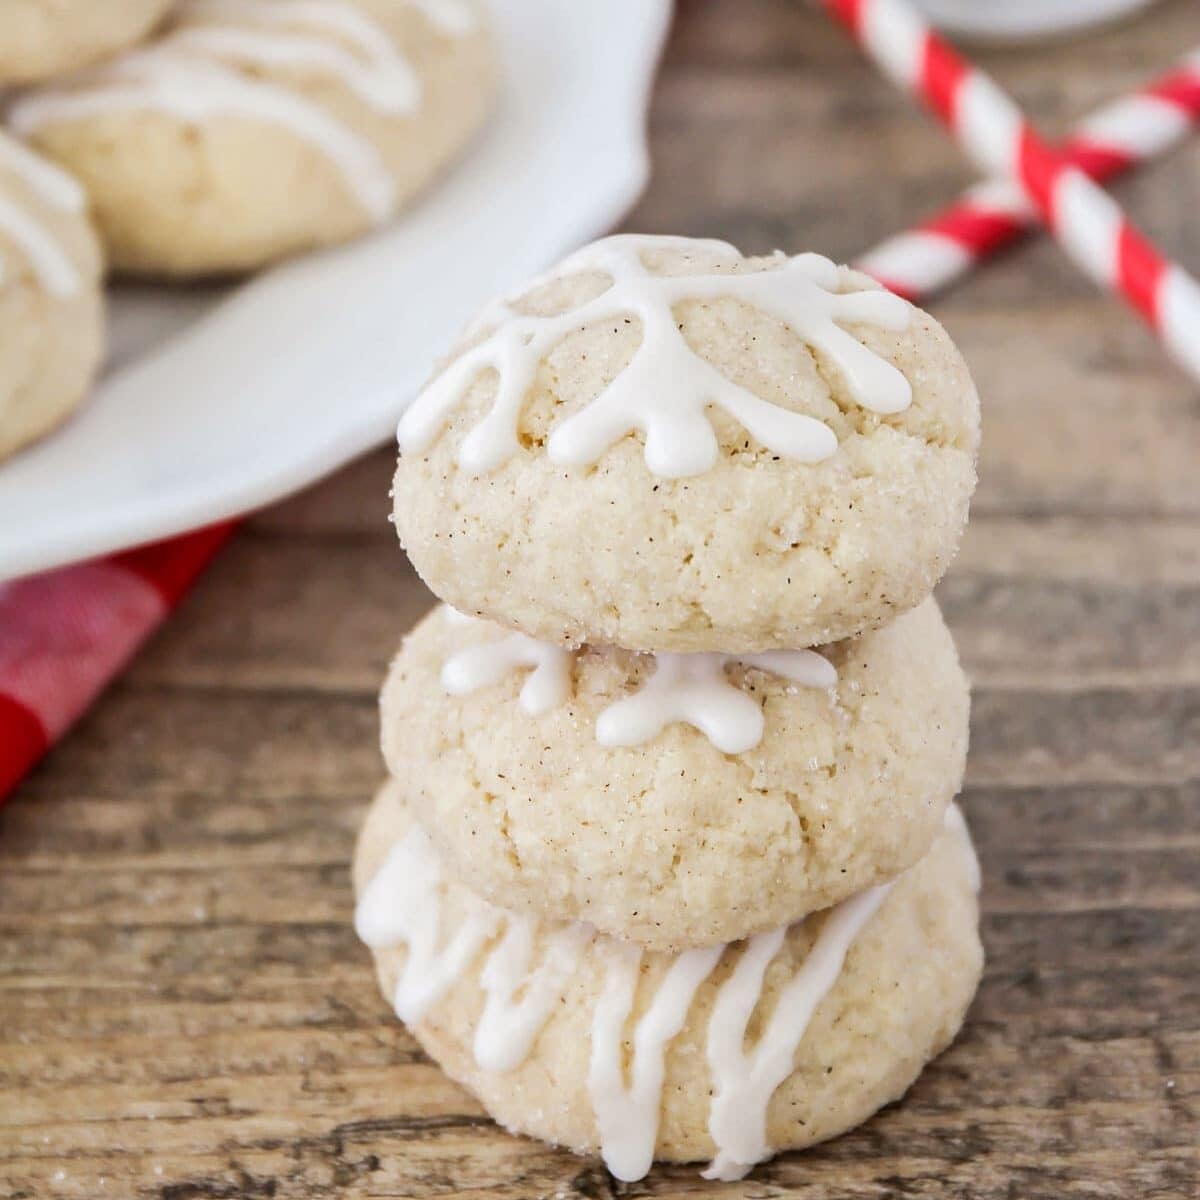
[380,597,969,951]
[0,133,103,462]
[0,0,171,85]
[354,781,983,1182]
[10,0,495,276]
[392,234,980,653]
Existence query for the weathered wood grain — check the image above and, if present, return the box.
[2,2,1199,1197]
[112,528,1200,692]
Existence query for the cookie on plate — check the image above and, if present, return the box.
[10,0,496,276]
[380,597,970,951]
[0,132,103,462]
[392,233,980,653]
[0,0,171,85]
[354,779,983,1181]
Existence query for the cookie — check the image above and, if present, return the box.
[354,780,983,1181]
[392,233,980,653]
[380,597,970,951]
[0,0,171,85]
[10,0,495,276]
[0,133,104,462]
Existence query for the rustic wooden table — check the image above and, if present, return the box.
[3,3,1199,1197]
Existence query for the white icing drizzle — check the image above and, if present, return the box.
[0,134,85,211]
[398,234,914,479]
[0,134,84,297]
[588,939,723,1182]
[354,825,501,1022]
[7,0,478,224]
[190,0,479,36]
[442,632,573,716]
[941,801,982,893]
[355,807,976,1184]
[11,54,395,223]
[702,882,892,1180]
[0,197,80,297]
[176,0,420,111]
[438,611,836,752]
[475,917,593,1072]
[356,825,588,1068]
[702,802,978,1180]
[356,836,897,1181]
[404,0,479,35]
[596,649,837,755]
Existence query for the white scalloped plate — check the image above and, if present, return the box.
[0,0,672,581]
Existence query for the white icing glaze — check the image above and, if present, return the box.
[176,0,420,111]
[0,197,81,297]
[6,0,479,224]
[702,882,893,1180]
[354,825,500,1021]
[437,607,836,752]
[355,804,979,1182]
[441,632,573,716]
[404,0,479,35]
[588,940,723,1181]
[398,233,914,479]
[356,825,587,1068]
[596,649,837,755]
[941,801,982,893]
[0,134,85,297]
[475,917,593,1072]
[0,134,85,211]
[702,803,978,1180]
[11,54,396,223]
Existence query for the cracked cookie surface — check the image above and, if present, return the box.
[354,780,983,1176]
[392,236,980,652]
[381,598,969,951]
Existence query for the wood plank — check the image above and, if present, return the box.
[3,2,1199,1196]
[3,676,1194,807]
[109,523,1200,695]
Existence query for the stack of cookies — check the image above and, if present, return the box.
[355,233,985,1181]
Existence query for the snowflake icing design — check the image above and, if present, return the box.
[399,235,914,479]
[594,650,838,755]
[440,617,573,717]
[439,611,837,755]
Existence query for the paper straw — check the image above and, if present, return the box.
[826,0,1200,379]
[855,50,1200,299]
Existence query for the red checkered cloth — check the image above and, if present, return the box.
[0,523,235,799]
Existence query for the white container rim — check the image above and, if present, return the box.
[913,0,1158,41]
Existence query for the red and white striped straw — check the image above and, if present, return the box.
[826,0,1200,380]
[856,50,1200,300]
